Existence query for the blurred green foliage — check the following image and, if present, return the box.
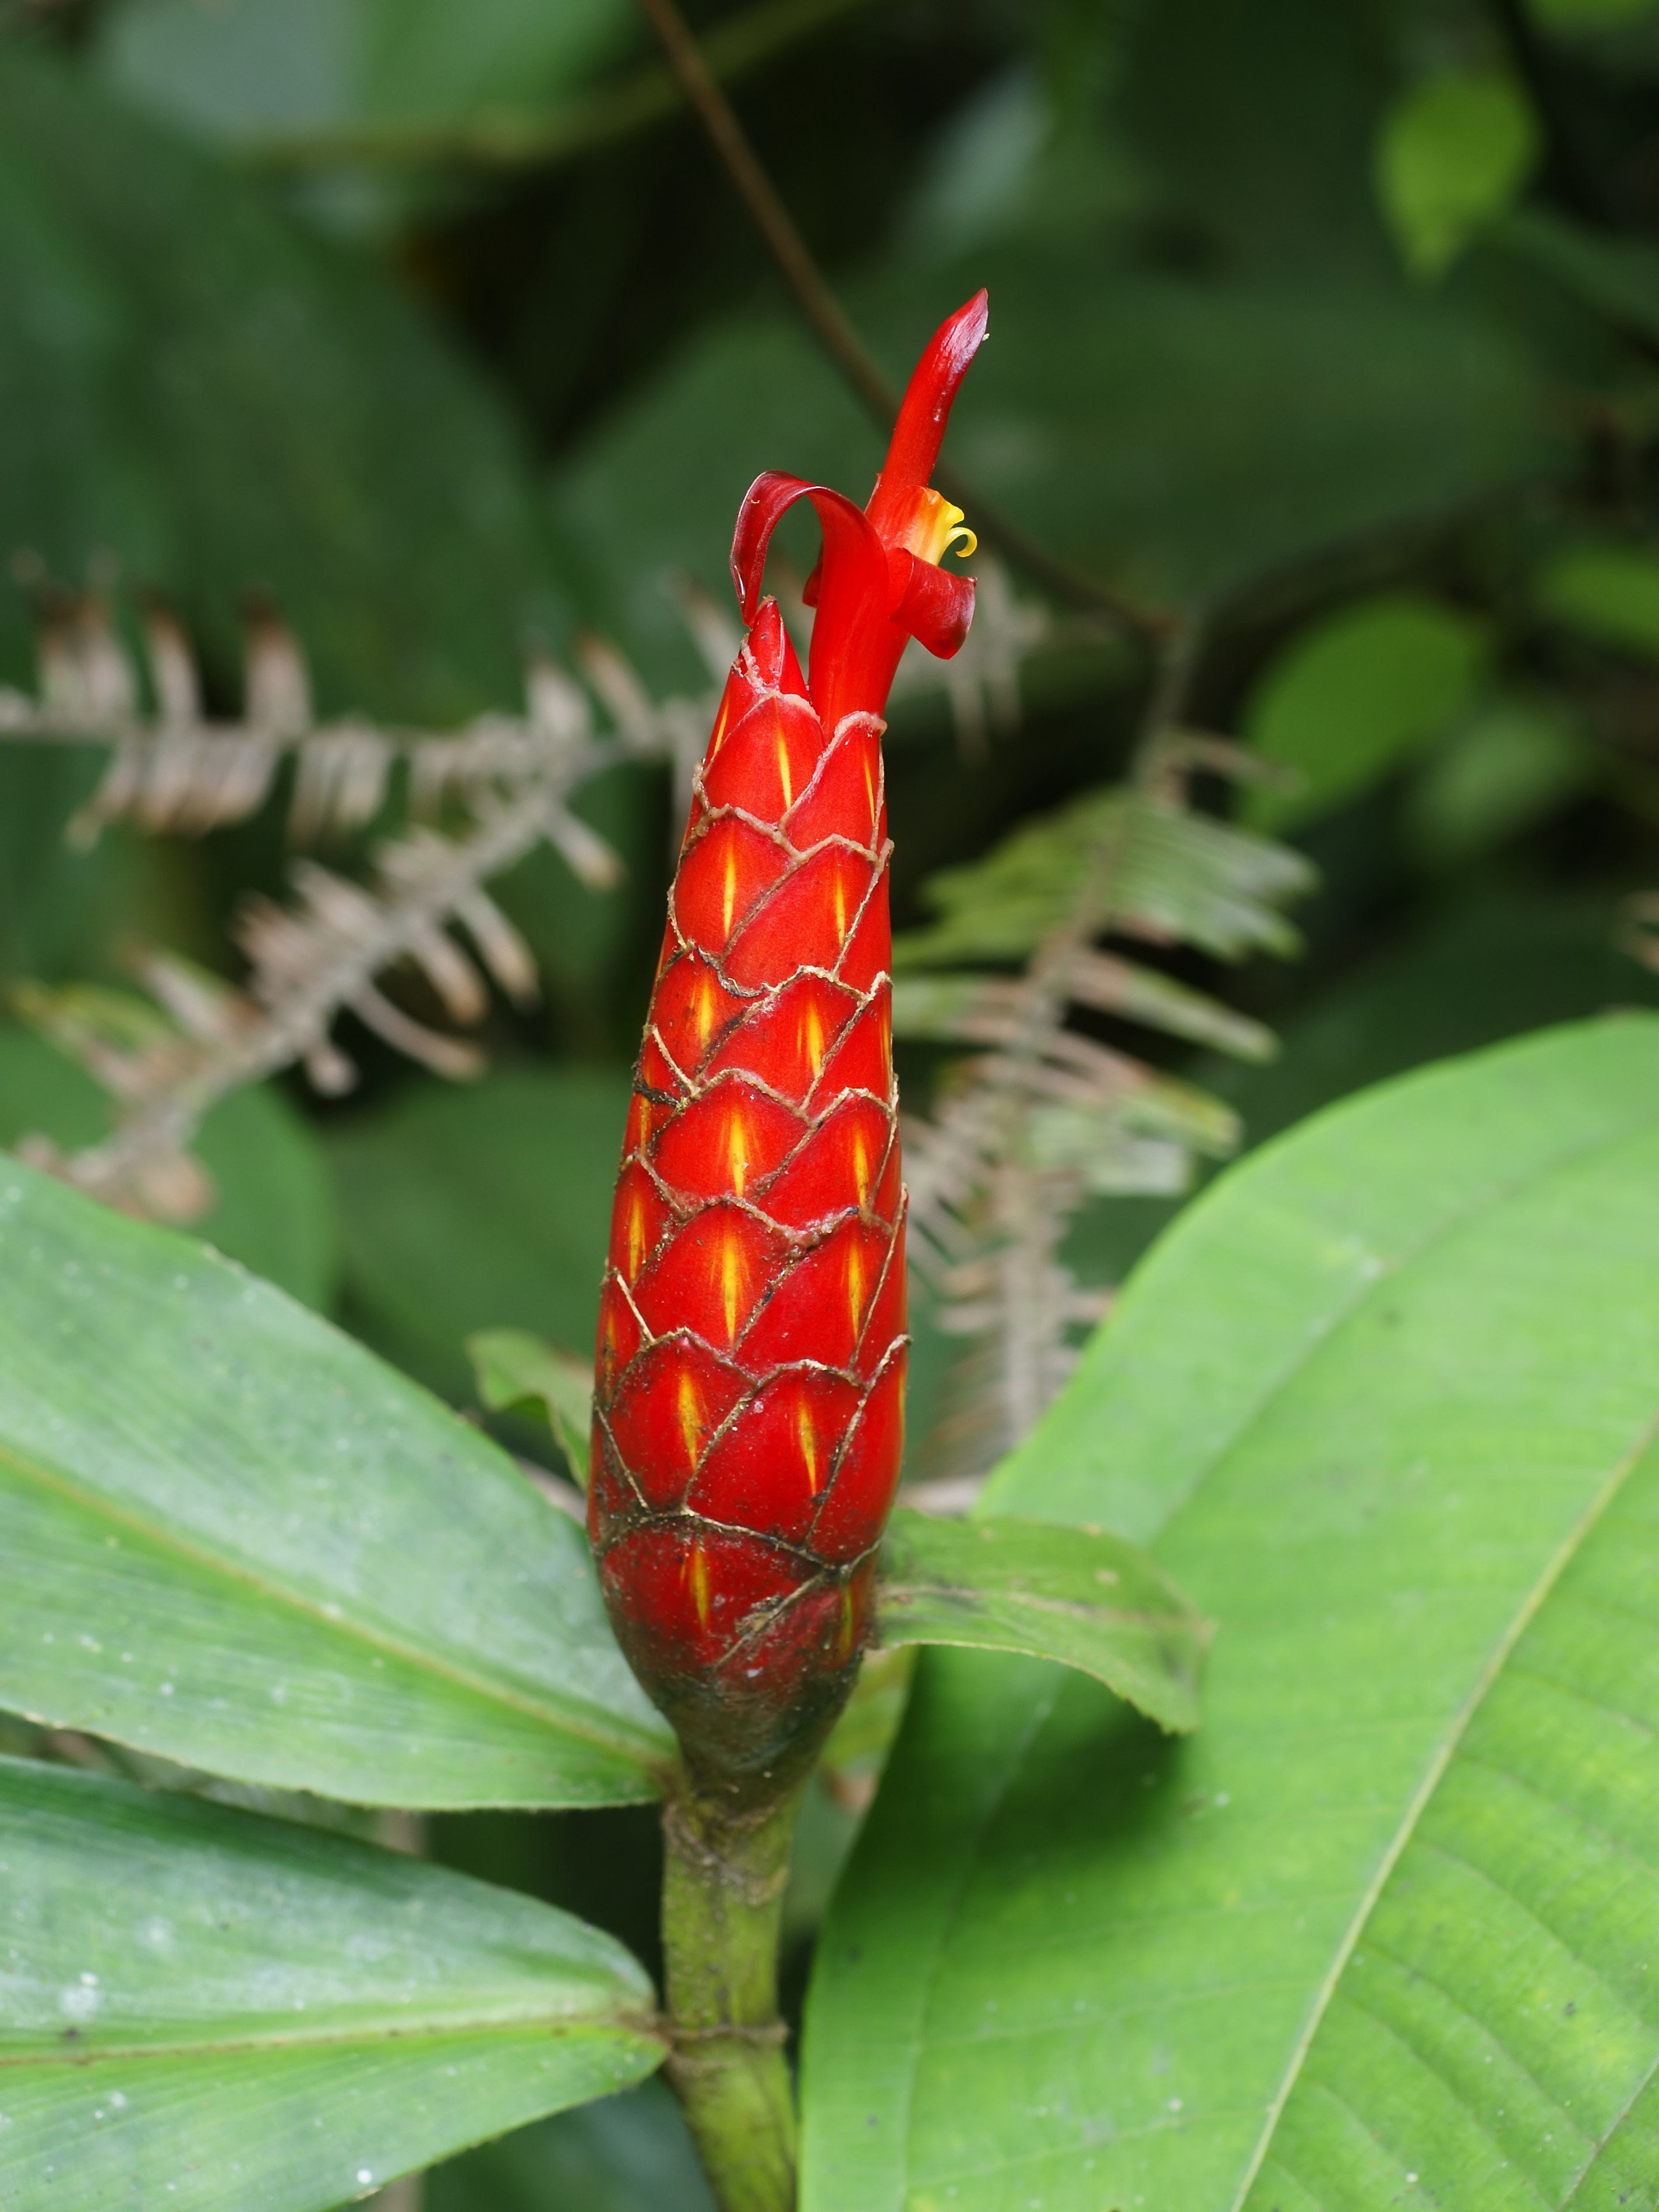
[9,0,1659,2199]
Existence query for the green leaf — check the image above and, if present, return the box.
[1244,591,1491,829]
[469,1328,593,1487]
[327,1067,630,1400]
[802,1016,1659,2210]
[1376,72,1539,277]
[428,2079,715,2212]
[97,0,633,153]
[0,1157,670,1807]
[0,46,564,715]
[0,1023,338,1310]
[0,1755,662,2210]
[875,1510,1207,1734]
[1536,540,1659,656]
[1405,692,1593,868]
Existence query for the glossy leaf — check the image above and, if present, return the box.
[875,1510,1206,1735]
[0,1157,670,1808]
[0,45,564,716]
[1375,72,1538,277]
[470,1328,594,1487]
[1243,591,1490,830]
[802,1016,1659,2210]
[1535,539,1659,658]
[0,1756,662,2211]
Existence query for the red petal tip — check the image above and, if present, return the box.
[880,289,990,494]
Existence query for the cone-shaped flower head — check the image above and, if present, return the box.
[590,293,989,1794]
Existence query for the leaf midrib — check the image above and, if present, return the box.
[1226,1402,1659,2211]
[0,1435,667,1775]
[0,2012,663,2070]
[1102,1091,1659,1547]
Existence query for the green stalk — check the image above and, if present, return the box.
[662,1778,804,2212]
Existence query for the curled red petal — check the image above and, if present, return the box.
[731,471,814,626]
[885,547,976,661]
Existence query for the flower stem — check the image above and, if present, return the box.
[662,1778,803,2212]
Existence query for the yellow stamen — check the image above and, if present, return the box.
[677,1370,703,1467]
[944,520,978,560]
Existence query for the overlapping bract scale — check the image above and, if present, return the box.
[589,600,905,1775]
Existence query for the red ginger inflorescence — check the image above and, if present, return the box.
[590,292,989,1791]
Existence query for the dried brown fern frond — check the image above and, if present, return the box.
[896,635,1315,1497]
[17,771,623,1220]
[5,560,1081,1228]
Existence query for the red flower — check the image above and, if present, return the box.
[590,292,989,1791]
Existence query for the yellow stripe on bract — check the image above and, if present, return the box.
[722,847,738,939]
[686,1542,712,1629]
[836,1583,856,1659]
[715,1223,749,1342]
[726,1106,750,1197]
[677,1369,703,1468]
[833,868,848,939]
[846,1238,866,1333]
[796,1398,820,1495]
[626,1190,649,1279]
[851,1126,871,1207]
[802,998,825,1078]
[776,730,794,810]
[695,972,718,1048]
[863,754,875,827]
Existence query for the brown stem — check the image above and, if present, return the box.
[633,0,1168,638]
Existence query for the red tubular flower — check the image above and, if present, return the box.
[590,292,989,1792]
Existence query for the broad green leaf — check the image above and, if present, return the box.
[1376,73,1538,277]
[0,1023,338,1310]
[0,46,565,715]
[1404,693,1592,869]
[470,1328,594,1487]
[1244,591,1490,829]
[0,1756,662,2211]
[802,1016,1659,2210]
[327,1068,630,1400]
[875,1510,1207,1734]
[428,2079,714,2212]
[1536,540,1659,657]
[0,1157,670,1807]
[98,0,632,151]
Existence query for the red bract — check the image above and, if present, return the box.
[590,291,989,1790]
